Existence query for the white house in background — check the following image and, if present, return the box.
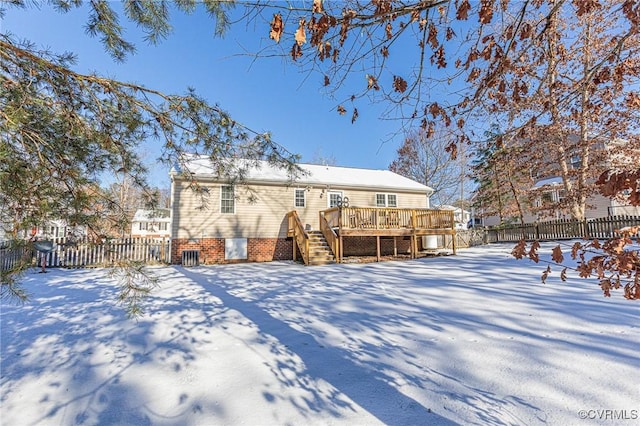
[23,220,87,240]
[437,205,471,229]
[131,209,171,238]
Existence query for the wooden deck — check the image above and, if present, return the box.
[289,207,456,264]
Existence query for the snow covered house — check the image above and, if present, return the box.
[170,156,457,265]
[130,208,171,239]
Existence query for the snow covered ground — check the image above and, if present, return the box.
[1,243,638,426]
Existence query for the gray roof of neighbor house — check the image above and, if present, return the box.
[171,156,434,194]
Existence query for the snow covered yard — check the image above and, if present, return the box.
[1,243,637,426]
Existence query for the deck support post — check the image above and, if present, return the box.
[411,234,417,259]
[292,235,297,261]
[452,232,457,255]
[376,236,381,262]
[393,237,397,257]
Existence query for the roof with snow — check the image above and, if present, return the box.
[532,177,563,189]
[171,156,434,194]
[132,208,171,222]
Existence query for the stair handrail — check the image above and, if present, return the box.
[288,210,310,265]
[319,211,340,263]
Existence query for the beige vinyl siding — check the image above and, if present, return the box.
[172,178,429,239]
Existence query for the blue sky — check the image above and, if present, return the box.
[1,2,439,187]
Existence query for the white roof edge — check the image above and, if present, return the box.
[173,174,431,194]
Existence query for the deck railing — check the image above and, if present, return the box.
[319,211,340,260]
[287,210,310,265]
[334,207,454,231]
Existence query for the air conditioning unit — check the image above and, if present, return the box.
[422,235,438,250]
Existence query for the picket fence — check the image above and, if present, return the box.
[486,215,640,243]
[0,237,171,272]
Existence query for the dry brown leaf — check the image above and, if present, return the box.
[295,19,307,46]
[479,0,494,24]
[552,245,564,263]
[367,75,380,90]
[269,13,283,43]
[393,76,407,93]
[385,22,393,40]
[456,0,471,20]
[512,240,527,259]
[529,241,540,263]
[541,265,551,284]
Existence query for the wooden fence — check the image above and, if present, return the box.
[486,215,640,243]
[0,237,171,273]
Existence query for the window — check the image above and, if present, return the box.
[159,223,168,231]
[221,185,235,214]
[387,194,397,207]
[328,191,343,208]
[376,193,397,207]
[570,155,581,169]
[139,222,148,231]
[294,188,306,208]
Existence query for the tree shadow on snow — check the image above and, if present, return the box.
[178,266,460,426]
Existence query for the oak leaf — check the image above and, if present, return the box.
[291,43,302,61]
[541,265,551,284]
[312,0,323,13]
[367,75,380,90]
[351,108,359,124]
[337,105,346,115]
[528,241,541,263]
[385,23,393,40]
[446,27,456,41]
[445,141,457,160]
[295,19,307,46]
[456,0,471,20]
[428,23,438,49]
[512,239,527,259]
[393,76,407,93]
[270,13,283,43]
[551,245,564,263]
[571,242,582,259]
[479,0,494,24]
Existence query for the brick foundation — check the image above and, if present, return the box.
[171,236,412,264]
[171,237,293,265]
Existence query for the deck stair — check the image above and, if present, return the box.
[306,231,336,265]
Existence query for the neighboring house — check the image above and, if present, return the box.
[22,220,87,240]
[437,205,471,229]
[130,209,172,239]
[479,137,640,225]
[170,156,454,265]
[525,177,640,222]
